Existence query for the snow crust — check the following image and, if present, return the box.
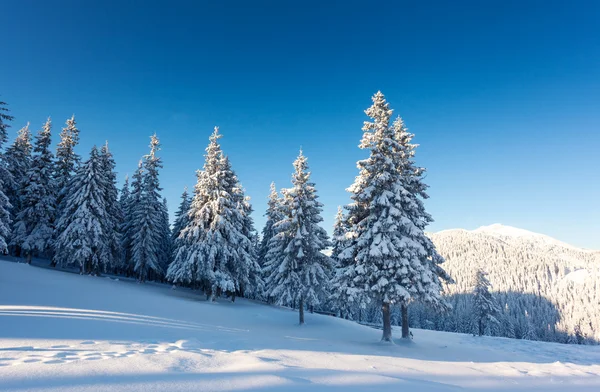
[1,258,600,391]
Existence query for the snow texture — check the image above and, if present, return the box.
[1,259,599,392]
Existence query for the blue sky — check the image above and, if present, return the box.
[1,1,599,248]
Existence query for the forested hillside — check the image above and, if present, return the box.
[408,224,600,344]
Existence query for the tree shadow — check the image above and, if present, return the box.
[410,291,598,346]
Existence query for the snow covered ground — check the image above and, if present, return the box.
[1,259,599,391]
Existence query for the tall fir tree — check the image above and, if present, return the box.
[337,92,445,341]
[0,100,14,147]
[54,146,108,273]
[171,187,191,244]
[263,151,332,324]
[99,143,122,272]
[5,124,32,214]
[122,162,144,276]
[131,135,165,282]
[11,118,56,263]
[258,182,283,268]
[0,100,14,253]
[55,115,81,213]
[158,197,172,277]
[221,155,261,299]
[166,187,191,284]
[4,123,32,255]
[167,127,257,300]
[329,206,358,319]
[117,175,131,273]
[473,269,500,336]
[392,116,452,337]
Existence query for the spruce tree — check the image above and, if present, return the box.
[392,116,452,338]
[221,155,261,300]
[118,175,131,273]
[473,269,500,336]
[0,101,14,253]
[99,143,122,272]
[4,123,32,256]
[55,115,81,214]
[263,150,332,324]
[337,92,445,341]
[167,188,191,285]
[11,118,56,263]
[258,182,282,267]
[54,146,108,273]
[261,188,290,305]
[171,187,191,243]
[167,127,257,300]
[131,135,165,282]
[0,100,14,147]
[329,206,358,319]
[158,197,172,277]
[122,162,143,276]
[5,123,32,215]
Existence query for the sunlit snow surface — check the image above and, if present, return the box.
[1,259,599,391]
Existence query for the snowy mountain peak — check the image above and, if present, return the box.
[473,223,542,239]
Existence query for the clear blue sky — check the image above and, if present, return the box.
[1,1,599,248]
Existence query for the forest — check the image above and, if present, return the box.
[0,93,596,345]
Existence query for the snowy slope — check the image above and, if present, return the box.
[425,224,600,342]
[1,259,600,391]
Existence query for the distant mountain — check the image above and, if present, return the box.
[417,224,600,344]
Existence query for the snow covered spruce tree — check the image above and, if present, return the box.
[121,164,144,276]
[329,206,358,320]
[54,115,81,216]
[5,124,32,213]
[158,197,172,277]
[171,187,191,244]
[258,182,283,268]
[4,123,32,256]
[167,127,257,300]
[472,269,500,336]
[336,92,447,341]
[0,100,14,253]
[167,188,191,285]
[391,115,453,338]
[117,175,131,273]
[98,143,122,272]
[11,118,56,263]
[221,155,261,299]
[54,146,111,273]
[0,100,14,146]
[263,150,332,324]
[131,135,165,282]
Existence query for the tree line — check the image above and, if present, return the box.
[1,93,586,344]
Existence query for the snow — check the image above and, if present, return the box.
[1,258,600,391]
[562,269,590,285]
[472,223,593,252]
[474,223,544,239]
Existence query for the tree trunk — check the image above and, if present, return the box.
[401,303,410,339]
[26,252,32,264]
[231,293,236,303]
[382,301,392,342]
[479,318,484,336]
[299,296,305,325]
